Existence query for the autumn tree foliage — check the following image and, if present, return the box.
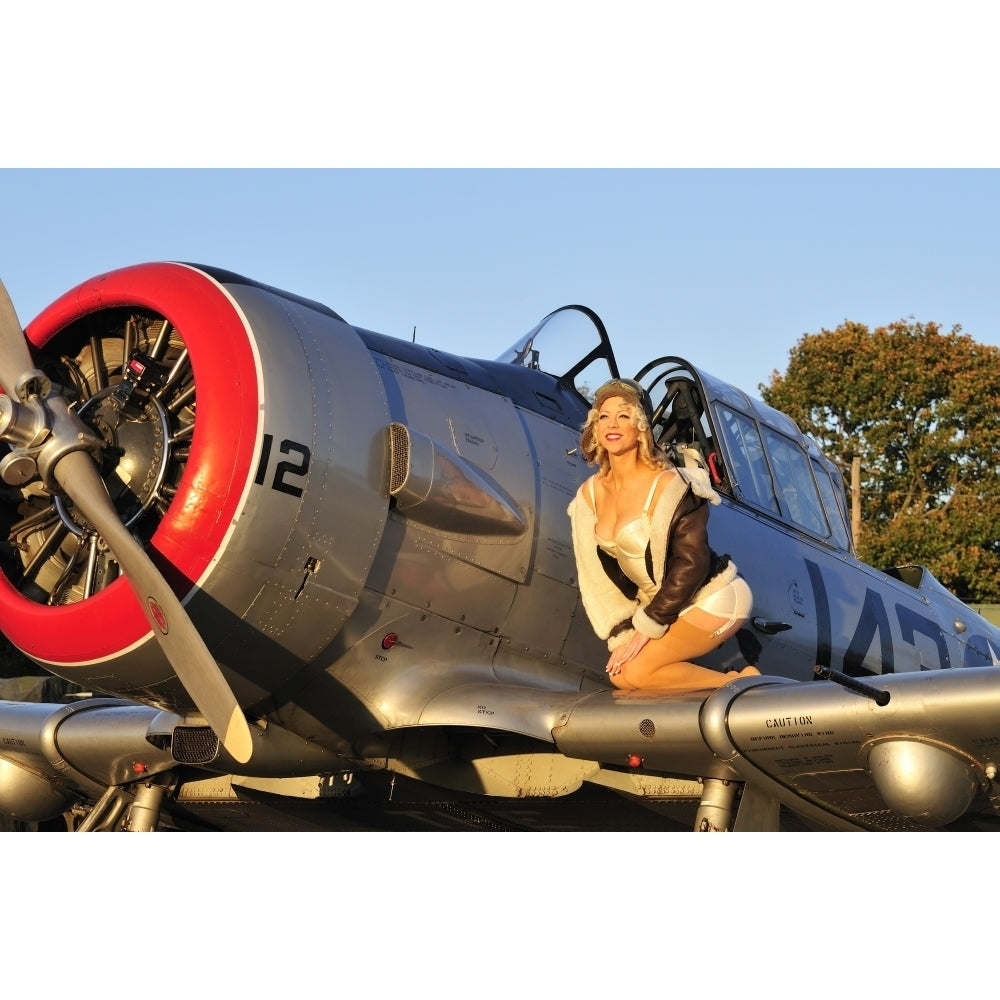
[761,320,1000,603]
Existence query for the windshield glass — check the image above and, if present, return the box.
[496,304,618,402]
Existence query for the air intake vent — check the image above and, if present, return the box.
[172,726,221,764]
[388,422,411,495]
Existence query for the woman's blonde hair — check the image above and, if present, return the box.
[579,389,668,475]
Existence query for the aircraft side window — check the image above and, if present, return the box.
[716,406,780,514]
[762,428,830,538]
[812,457,852,551]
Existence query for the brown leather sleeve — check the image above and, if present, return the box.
[642,492,711,628]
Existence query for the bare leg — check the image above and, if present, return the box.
[610,616,757,691]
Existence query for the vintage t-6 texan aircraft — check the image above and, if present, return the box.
[2,262,1000,833]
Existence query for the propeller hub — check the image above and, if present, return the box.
[28,393,104,493]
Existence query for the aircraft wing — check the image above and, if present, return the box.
[4,665,1000,831]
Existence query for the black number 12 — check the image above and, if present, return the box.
[254,434,311,497]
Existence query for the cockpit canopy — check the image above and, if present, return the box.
[499,308,853,554]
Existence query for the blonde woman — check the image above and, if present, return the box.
[567,378,759,691]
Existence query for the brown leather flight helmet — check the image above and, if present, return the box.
[592,378,655,429]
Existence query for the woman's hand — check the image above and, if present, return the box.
[606,632,650,675]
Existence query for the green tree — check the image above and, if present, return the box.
[761,319,1000,603]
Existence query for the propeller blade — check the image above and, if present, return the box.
[53,440,254,763]
[0,277,37,394]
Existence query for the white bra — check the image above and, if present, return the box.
[592,473,665,600]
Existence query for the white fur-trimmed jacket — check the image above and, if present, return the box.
[567,465,737,651]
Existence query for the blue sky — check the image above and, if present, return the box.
[2,168,999,400]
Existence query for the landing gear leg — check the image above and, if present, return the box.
[125,779,169,832]
[694,777,739,831]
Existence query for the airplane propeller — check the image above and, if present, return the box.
[0,277,253,764]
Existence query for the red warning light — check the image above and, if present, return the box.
[132,761,148,774]
[626,754,643,769]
